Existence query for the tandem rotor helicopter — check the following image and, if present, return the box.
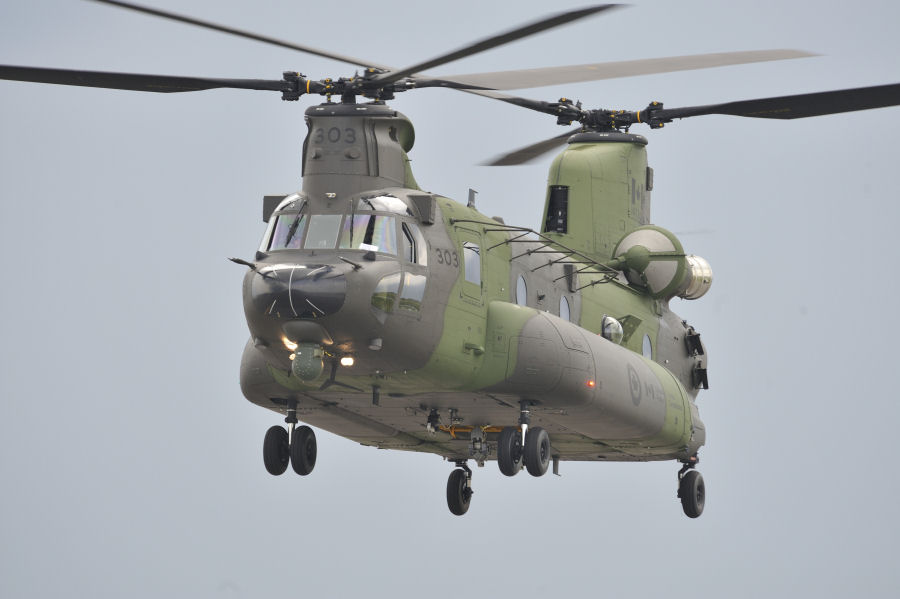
[4,1,900,518]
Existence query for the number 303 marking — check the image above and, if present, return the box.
[435,248,458,267]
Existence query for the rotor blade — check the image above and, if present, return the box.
[654,82,900,121]
[374,4,621,86]
[465,88,558,114]
[89,0,388,70]
[439,49,816,91]
[0,64,284,93]
[483,130,579,166]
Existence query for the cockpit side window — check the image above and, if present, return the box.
[339,215,397,254]
[401,222,428,265]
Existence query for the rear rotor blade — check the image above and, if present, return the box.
[440,49,816,91]
[0,64,284,93]
[655,82,900,121]
[90,0,387,70]
[374,4,621,86]
[483,130,579,166]
[466,88,558,114]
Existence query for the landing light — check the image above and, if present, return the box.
[340,356,355,367]
[282,336,298,351]
[587,380,596,388]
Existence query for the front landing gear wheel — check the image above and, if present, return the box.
[446,467,472,516]
[679,470,705,518]
[263,425,289,475]
[524,427,551,477]
[291,425,317,475]
[497,426,524,476]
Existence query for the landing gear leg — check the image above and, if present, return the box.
[499,401,539,476]
[263,402,317,476]
[518,400,531,446]
[677,460,705,518]
[446,461,473,516]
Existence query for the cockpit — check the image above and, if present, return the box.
[262,193,427,263]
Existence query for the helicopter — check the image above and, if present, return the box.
[3,0,899,521]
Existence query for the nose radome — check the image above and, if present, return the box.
[251,264,347,319]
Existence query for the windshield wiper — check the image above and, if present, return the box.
[282,202,307,247]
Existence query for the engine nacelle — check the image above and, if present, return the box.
[680,254,713,300]
[612,225,713,300]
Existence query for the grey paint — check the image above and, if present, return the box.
[2,1,900,597]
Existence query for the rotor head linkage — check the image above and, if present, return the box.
[540,97,670,131]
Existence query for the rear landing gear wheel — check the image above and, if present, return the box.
[497,426,524,476]
[291,425,317,475]
[524,427,551,477]
[446,467,472,516]
[678,470,705,518]
[263,425,290,475]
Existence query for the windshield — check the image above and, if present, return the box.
[357,195,413,215]
[304,214,344,249]
[268,212,308,250]
[339,214,397,254]
[265,203,401,254]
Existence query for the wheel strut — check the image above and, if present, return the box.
[284,408,298,445]
[518,400,532,446]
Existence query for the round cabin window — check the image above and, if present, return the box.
[516,275,527,306]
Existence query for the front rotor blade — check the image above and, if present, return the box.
[440,49,816,91]
[374,4,621,86]
[0,65,284,93]
[656,82,900,121]
[483,130,578,166]
[90,0,388,70]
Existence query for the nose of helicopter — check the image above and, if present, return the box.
[249,264,347,319]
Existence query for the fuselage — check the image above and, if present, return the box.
[238,101,708,463]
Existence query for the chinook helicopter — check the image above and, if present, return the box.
[3,1,900,519]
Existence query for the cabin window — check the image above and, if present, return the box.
[463,242,481,285]
[642,334,653,358]
[268,212,307,250]
[399,273,427,312]
[516,275,527,306]
[544,185,569,234]
[339,215,397,254]
[303,214,343,249]
[559,295,570,321]
[401,223,428,265]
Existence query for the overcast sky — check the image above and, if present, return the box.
[2,1,899,597]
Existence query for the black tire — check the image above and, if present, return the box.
[497,426,524,476]
[263,425,290,475]
[679,470,705,518]
[524,427,551,477]
[446,469,472,516]
[291,425,317,476]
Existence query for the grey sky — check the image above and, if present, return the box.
[1,0,899,597]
